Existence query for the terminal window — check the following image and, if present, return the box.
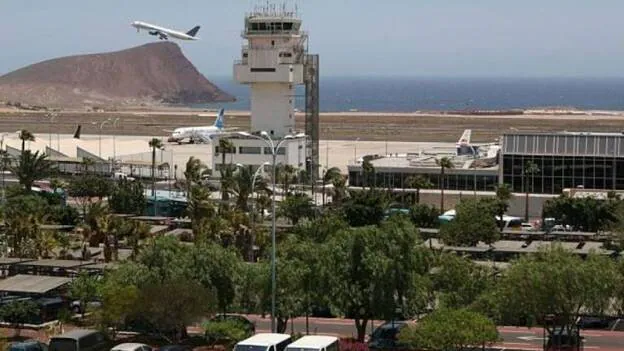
[264,147,286,155]
[239,146,262,154]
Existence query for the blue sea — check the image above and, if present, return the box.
[199,76,624,113]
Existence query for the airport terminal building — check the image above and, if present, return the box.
[500,132,624,194]
[347,131,624,196]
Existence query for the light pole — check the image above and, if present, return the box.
[111,118,120,162]
[45,113,57,153]
[237,131,298,333]
[92,119,111,159]
[354,137,360,163]
[241,161,270,262]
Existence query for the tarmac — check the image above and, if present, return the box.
[4,133,455,177]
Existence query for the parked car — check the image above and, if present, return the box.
[367,321,410,350]
[157,346,191,351]
[49,329,109,351]
[110,343,152,351]
[10,340,48,351]
[71,299,102,314]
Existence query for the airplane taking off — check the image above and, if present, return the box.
[165,109,236,144]
[131,21,200,41]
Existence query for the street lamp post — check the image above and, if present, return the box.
[354,137,360,163]
[92,119,111,159]
[235,161,269,262]
[237,131,299,333]
[45,113,57,153]
[250,162,269,262]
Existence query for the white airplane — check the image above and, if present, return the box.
[165,108,236,144]
[131,21,200,41]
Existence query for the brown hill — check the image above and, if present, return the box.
[0,42,235,108]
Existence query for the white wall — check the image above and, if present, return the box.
[249,83,296,136]
[212,137,307,176]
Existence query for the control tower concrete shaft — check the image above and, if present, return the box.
[233,7,308,138]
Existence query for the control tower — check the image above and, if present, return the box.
[234,5,308,137]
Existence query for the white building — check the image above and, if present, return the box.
[214,6,308,173]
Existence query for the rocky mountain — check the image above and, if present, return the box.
[0,42,234,107]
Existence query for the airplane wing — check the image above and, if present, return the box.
[191,131,214,144]
[223,127,239,132]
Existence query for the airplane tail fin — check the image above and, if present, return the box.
[186,26,200,37]
[456,129,471,146]
[214,108,225,129]
[73,125,82,139]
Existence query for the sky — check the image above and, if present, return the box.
[1,0,624,78]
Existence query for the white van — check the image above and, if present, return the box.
[234,333,292,351]
[286,336,339,351]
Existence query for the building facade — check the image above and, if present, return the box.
[500,132,624,194]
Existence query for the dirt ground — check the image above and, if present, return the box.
[0,109,622,143]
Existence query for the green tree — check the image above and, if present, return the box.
[399,308,499,351]
[148,138,164,197]
[329,174,347,206]
[523,161,540,221]
[218,138,235,204]
[10,150,55,192]
[70,271,102,316]
[341,189,389,227]
[292,214,348,243]
[495,183,513,231]
[405,175,433,204]
[0,300,39,336]
[432,253,495,309]
[439,198,500,246]
[4,194,48,257]
[18,129,35,154]
[67,175,113,200]
[544,194,618,232]
[409,203,440,229]
[278,192,314,225]
[489,245,618,337]
[361,158,375,189]
[320,217,431,341]
[183,156,208,193]
[109,179,146,215]
[435,157,454,212]
[203,320,251,350]
[321,167,341,206]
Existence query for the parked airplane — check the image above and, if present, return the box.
[165,109,235,144]
[131,21,200,41]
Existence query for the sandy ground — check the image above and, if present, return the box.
[3,133,448,176]
[1,109,624,143]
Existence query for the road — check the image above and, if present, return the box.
[235,315,624,351]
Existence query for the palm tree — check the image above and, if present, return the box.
[278,164,297,195]
[330,174,347,205]
[361,159,375,189]
[321,167,342,206]
[82,157,95,174]
[435,156,454,212]
[148,138,164,197]
[230,166,266,212]
[10,150,54,192]
[218,138,235,204]
[18,129,35,154]
[405,175,434,204]
[495,183,513,231]
[523,161,540,222]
